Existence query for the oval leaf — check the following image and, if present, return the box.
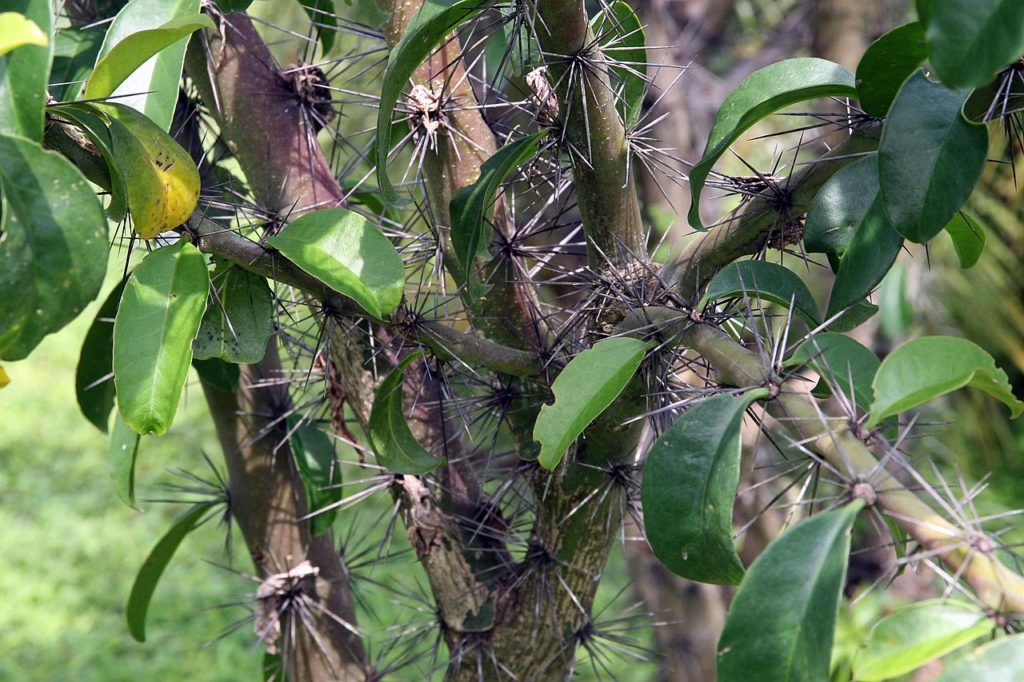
[945,211,986,269]
[0,1,51,142]
[191,356,240,392]
[376,0,487,202]
[86,4,212,131]
[804,154,880,261]
[703,260,821,327]
[591,0,647,124]
[0,133,108,360]
[192,263,273,364]
[534,337,648,470]
[717,501,864,682]
[110,411,142,509]
[855,22,927,117]
[288,418,342,538]
[114,240,211,436]
[76,282,126,432]
[0,12,47,57]
[854,600,994,681]
[369,351,444,474]
[924,0,1024,90]
[826,200,904,322]
[641,391,764,585]
[688,58,857,229]
[878,69,989,243]
[936,633,1024,681]
[126,501,213,642]
[267,207,404,319]
[867,336,1024,428]
[786,332,879,410]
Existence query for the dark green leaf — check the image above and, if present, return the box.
[867,336,1024,428]
[375,0,487,202]
[826,200,903,322]
[855,23,927,117]
[534,337,648,470]
[804,154,880,261]
[86,4,212,131]
[786,333,879,410]
[591,0,646,124]
[267,207,404,319]
[192,264,273,364]
[114,240,211,436]
[191,357,240,392]
[828,299,879,333]
[945,212,986,269]
[76,282,125,432]
[878,263,912,340]
[49,25,104,101]
[936,633,1024,681]
[688,58,856,229]
[110,411,141,509]
[288,418,342,538]
[878,70,988,243]
[717,501,864,682]
[0,134,108,360]
[855,600,994,681]
[368,351,444,474]
[298,0,337,54]
[641,391,764,585]
[126,501,213,642]
[924,0,1024,90]
[0,0,51,142]
[45,102,127,218]
[703,260,821,327]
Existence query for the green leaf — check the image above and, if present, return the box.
[191,357,240,392]
[826,203,903,322]
[854,23,927,117]
[867,336,1024,428]
[786,333,879,411]
[86,3,212,131]
[49,27,105,102]
[0,1,51,142]
[0,134,108,360]
[924,0,1024,90]
[936,633,1024,681]
[126,501,213,642]
[945,211,986,269]
[298,0,337,55]
[267,207,404,319]
[375,0,487,202]
[828,299,879,333]
[110,411,141,509]
[288,418,342,538]
[0,12,47,57]
[641,391,764,585]
[114,240,211,436]
[192,263,274,364]
[703,260,821,327]
[688,58,856,229]
[878,263,912,341]
[878,70,989,243]
[854,600,994,681]
[717,501,864,682]
[76,282,125,432]
[591,0,647,125]
[804,154,880,261]
[368,351,444,474]
[450,132,543,287]
[46,102,127,218]
[534,337,648,470]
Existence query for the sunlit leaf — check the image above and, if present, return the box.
[0,12,47,57]
[944,212,986,269]
[192,263,273,364]
[936,633,1024,681]
[0,0,51,142]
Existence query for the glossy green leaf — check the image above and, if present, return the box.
[804,154,880,261]
[76,282,125,432]
[114,240,211,436]
[298,0,337,55]
[854,600,994,681]
[191,357,240,392]
[878,70,989,243]
[375,0,487,202]
[854,23,927,117]
[0,12,47,57]
[86,2,211,131]
[936,633,1024,681]
[267,207,404,319]
[826,200,903,323]
[688,58,856,229]
[786,333,879,410]
[0,134,108,360]
[641,391,764,585]
[717,501,863,682]
[924,0,1024,90]
[534,337,648,470]
[288,418,342,538]
[867,336,1024,428]
[110,411,141,509]
[126,501,213,642]
[46,102,127,218]
[49,27,104,102]
[369,351,443,474]
[703,260,821,327]
[828,299,879,333]
[591,0,647,124]
[0,0,51,142]
[945,212,986,269]
[450,132,543,286]
[192,264,274,364]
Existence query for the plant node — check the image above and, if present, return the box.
[850,480,877,506]
[280,62,335,132]
[254,560,320,654]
